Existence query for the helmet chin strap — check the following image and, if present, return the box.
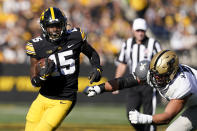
[49,32,60,40]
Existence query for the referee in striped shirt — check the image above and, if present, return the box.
[115,18,162,131]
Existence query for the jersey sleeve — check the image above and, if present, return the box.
[81,41,101,68]
[116,41,127,64]
[168,75,192,99]
[154,41,162,53]
[25,42,36,57]
[116,74,139,90]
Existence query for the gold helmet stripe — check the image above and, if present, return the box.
[40,11,45,21]
[154,50,170,69]
[50,7,55,20]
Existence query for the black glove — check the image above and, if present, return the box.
[38,58,55,80]
[31,76,42,87]
[89,66,102,84]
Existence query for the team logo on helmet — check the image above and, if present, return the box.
[134,60,150,81]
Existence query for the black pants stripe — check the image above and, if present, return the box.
[126,85,157,131]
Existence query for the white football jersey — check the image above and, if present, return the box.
[155,65,197,107]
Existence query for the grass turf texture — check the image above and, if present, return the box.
[0,103,167,131]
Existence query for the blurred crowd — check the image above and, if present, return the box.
[0,0,197,65]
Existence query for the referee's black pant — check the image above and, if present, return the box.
[126,85,157,131]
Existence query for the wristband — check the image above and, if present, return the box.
[98,83,105,93]
[139,114,153,124]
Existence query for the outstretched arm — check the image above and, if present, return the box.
[84,75,139,97]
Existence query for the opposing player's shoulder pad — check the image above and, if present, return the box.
[25,42,36,56]
[167,74,192,99]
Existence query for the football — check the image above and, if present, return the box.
[35,58,54,74]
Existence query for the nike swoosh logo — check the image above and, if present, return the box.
[68,44,74,48]
[60,101,67,104]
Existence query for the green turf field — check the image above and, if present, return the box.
[0,103,167,131]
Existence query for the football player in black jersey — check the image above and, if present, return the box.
[25,7,102,131]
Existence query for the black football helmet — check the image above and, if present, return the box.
[40,7,67,42]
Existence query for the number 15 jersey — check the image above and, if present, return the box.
[26,28,93,101]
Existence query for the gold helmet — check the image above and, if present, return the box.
[149,50,179,88]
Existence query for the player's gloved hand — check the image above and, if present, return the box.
[31,76,42,87]
[129,110,152,124]
[83,85,101,97]
[39,58,55,80]
[89,66,102,84]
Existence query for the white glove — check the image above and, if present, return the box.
[129,110,152,124]
[83,85,101,97]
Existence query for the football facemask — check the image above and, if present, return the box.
[149,50,179,88]
[150,70,171,88]
[46,23,64,42]
[40,7,67,43]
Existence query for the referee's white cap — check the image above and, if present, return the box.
[133,18,147,31]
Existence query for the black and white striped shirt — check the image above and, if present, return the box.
[117,36,162,74]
